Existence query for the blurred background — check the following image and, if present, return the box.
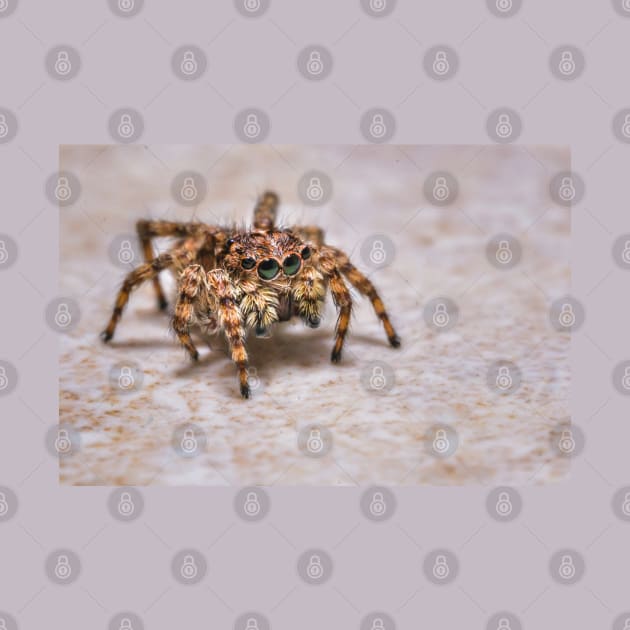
[59,144,570,485]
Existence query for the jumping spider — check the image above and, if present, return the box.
[101,191,400,398]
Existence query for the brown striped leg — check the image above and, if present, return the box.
[324,245,400,348]
[291,264,326,328]
[172,264,207,361]
[291,224,325,247]
[207,269,251,398]
[252,191,279,231]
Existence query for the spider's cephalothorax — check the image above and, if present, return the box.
[101,191,400,398]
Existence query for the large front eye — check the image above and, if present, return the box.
[283,253,302,276]
[241,257,256,270]
[257,258,280,280]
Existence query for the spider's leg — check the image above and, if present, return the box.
[291,264,326,328]
[324,245,400,349]
[252,191,279,231]
[207,269,251,399]
[290,224,325,247]
[135,220,208,310]
[101,239,201,342]
[172,264,207,361]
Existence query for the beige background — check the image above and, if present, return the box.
[59,144,570,485]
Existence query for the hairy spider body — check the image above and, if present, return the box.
[101,191,400,398]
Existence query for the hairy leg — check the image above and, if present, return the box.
[252,191,279,231]
[292,264,326,328]
[323,245,400,348]
[291,224,325,247]
[207,269,251,398]
[171,264,208,361]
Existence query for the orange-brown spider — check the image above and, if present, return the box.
[101,192,400,398]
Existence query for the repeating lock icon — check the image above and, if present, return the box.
[55,429,72,454]
[432,429,450,454]
[243,114,261,139]
[118,240,135,264]
[306,554,324,579]
[55,176,72,201]
[118,618,134,630]
[244,0,261,11]
[244,492,261,516]
[0,492,8,516]
[623,366,630,390]
[306,177,324,201]
[0,114,8,138]
[624,0,630,10]
[371,619,385,630]
[0,241,8,264]
[495,366,513,390]
[558,429,575,454]
[624,619,630,630]
[369,239,387,264]
[432,303,450,328]
[180,555,198,579]
[369,365,387,390]
[307,51,324,75]
[0,366,8,390]
[118,366,135,390]
[54,554,72,580]
[621,492,630,516]
[558,51,576,76]
[495,0,513,12]
[558,303,576,328]
[180,177,198,201]
[496,619,512,630]
[118,0,135,12]
[558,177,576,201]
[622,114,630,139]
[432,176,450,201]
[54,51,72,76]
[118,114,135,139]
[369,114,387,139]
[432,51,450,76]
[495,491,513,516]
[495,114,513,139]
[117,492,135,516]
[180,51,198,76]
[369,492,387,516]
[622,241,630,264]
[181,429,198,453]
[54,303,72,328]
[495,240,513,264]
[369,0,387,10]
[558,554,576,580]
[306,428,324,454]
[245,619,260,630]
[432,554,450,579]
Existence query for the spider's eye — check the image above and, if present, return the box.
[241,257,256,270]
[283,253,302,276]
[301,246,311,260]
[257,258,280,280]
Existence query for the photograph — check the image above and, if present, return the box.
[58,144,571,486]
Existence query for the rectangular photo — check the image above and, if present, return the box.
[58,144,571,486]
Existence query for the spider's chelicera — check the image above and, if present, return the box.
[101,191,400,398]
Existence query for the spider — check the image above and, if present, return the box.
[101,191,400,398]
